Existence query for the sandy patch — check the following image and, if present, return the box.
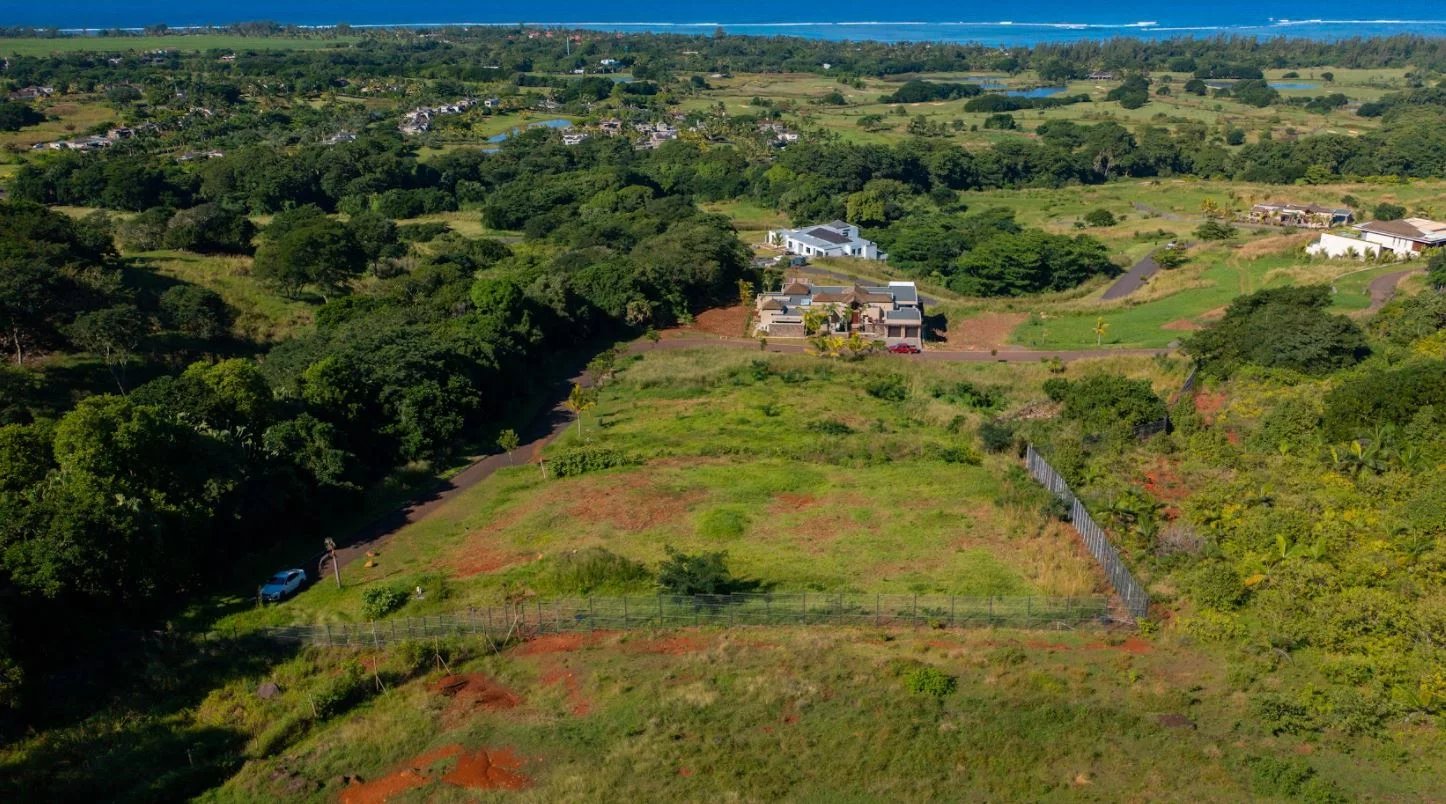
[564,473,704,533]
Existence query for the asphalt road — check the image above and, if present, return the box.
[1101,251,1162,301]
[1363,268,1424,313]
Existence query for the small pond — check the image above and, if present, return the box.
[1004,86,1067,98]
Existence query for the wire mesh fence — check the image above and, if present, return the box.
[1024,444,1151,620]
[238,593,1113,648]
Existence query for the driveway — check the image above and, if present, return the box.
[1101,250,1162,301]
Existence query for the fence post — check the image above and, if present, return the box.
[874,594,880,626]
[324,623,332,647]
[801,592,806,624]
[950,596,956,628]
[622,596,629,629]
[657,594,663,626]
[912,594,918,624]
[1026,597,1032,626]
[588,597,595,631]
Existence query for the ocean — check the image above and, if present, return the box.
[6,0,1446,44]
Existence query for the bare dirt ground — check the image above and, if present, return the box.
[931,312,1029,351]
[665,305,751,339]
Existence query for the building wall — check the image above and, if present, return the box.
[1306,233,1384,259]
[1360,231,1421,257]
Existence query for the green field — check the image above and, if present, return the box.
[211,347,1172,632]
[0,34,358,56]
[130,249,316,343]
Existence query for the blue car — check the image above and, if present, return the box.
[260,569,307,602]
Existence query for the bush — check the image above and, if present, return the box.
[1194,219,1238,240]
[547,547,652,593]
[1186,286,1369,377]
[931,380,1004,409]
[311,662,371,719]
[1373,202,1406,221]
[905,666,957,698]
[978,419,1016,453]
[657,546,735,595]
[1323,361,1446,439]
[806,418,854,435]
[864,374,909,402]
[159,285,230,339]
[547,446,640,477]
[1192,563,1245,610]
[1083,208,1117,227]
[360,585,410,620]
[1046,374,1167,433]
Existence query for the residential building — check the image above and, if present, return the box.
[754,280,924,348]
[322,131,358,145]
[562,132,590,146]
[768,221,885,260]
[1306,217,1446,259]
[1248,201,1353,229]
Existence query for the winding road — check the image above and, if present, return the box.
[331,334,1171,568]
[1101,250,1162,301]
[1363,268,1423,314]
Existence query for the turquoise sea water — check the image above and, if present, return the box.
[11,1,1446,44]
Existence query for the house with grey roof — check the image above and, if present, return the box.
[753,279,923,348]
[768,221,885,260]
[1306,217,1446,260]
[1248,201,1353,229]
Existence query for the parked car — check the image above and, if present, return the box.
[888,343,921,354]
[260,568,307,602]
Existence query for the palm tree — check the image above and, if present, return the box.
[566,383,598,435]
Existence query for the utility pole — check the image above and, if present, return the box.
[324,537,342,589]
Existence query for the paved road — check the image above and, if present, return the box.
[1363,268,1423,313]
[333,335,1171,567]
[1101,251,1162,301]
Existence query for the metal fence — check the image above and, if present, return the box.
[240,593,1113,648]
[1024,444,1150,620]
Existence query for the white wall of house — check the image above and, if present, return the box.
[1306,233,1384,259]
[1359,231,1424,257]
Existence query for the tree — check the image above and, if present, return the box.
[1195,219,1238,240]
[0,261,67,365]
[565,383,598,435]
[0,100,43,132]
[1373,202,1407,221]
[252,220,365,302]
[163,203,256,254]
[656,546,735,595]
[951,231,1116,297]
[1185,285,1370,376]
[1226,128,1246,146]
[159,285,230,339]
[69,305,146,392]
[1093,316,1110,346]
[1083,208,1117,227]
[1428,250,1446,290]
[497,428,520,464]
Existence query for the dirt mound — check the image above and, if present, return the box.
[443,747,532,791]
[340,744,532,802]
[433,674,522,713]
[540,666,592,716]
[514,632,607,656]
[623,635,708,655]
[339,745,463,804]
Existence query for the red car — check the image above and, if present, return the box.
[888,343,921,354]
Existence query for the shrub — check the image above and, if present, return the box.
[548,446,640,477]
[1192,563,1246,610]
[1194,219,1237,240]
[1186,286,1369,377]
[547,547,652,593]
[360,585,410,620]
[978,419,1016,453]
[806,418,854,435]
[1083,208,1117,227]
[1322,361,1446,439]
[1373,202,1406,221]
[311,662,371,719]
[1046,374,1167,433]
[657,546,735,595]
[928,444,982,465]
[931,380,1004,409]
[864,374,909,402]
[905,666,958,698]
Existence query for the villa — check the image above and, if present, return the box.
[753,279,924,348]
[1248,201,1353,229]
[768,221,885,260]
[1306,217,1446,259]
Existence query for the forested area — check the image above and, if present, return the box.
[0,130,748,720]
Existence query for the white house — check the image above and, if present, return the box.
[1307,217,1446,260]
[768,221,885,260]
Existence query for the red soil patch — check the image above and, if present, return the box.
[623,635,708,655]
[564,473,703,533]
[678,767,695,777]
[769,492,820,514]
[452,547,534,578]
[513,632,607,656]
[432,674,522,719]
[931,312,1028,351]
[339,745,464,804]
[1193,391,1227,423]
[1140,458,1192,509]
[681,305,752,338]
[540,666,592,716]
[442,747,532,791]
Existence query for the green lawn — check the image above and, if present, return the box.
[129,250,315,343]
